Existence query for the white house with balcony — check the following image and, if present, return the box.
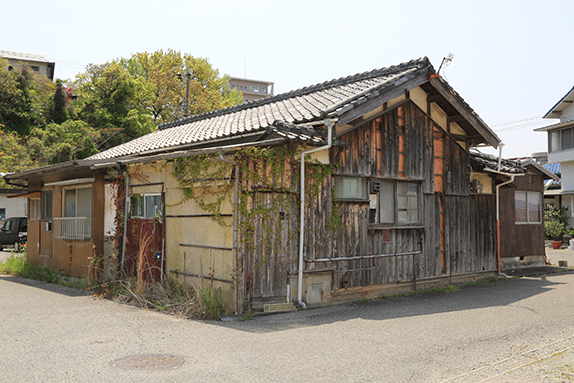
[535,85,574,226]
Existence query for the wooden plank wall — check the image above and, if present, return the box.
[241,100,497,301]
[446,194,497,275]
[499,172,545,259]
[239,154,297,301]
[325,101,495,287]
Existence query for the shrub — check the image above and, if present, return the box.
[545,220,565,241]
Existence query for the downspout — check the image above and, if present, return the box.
[497,143,505,172]
[496,175,514,277]
[492,142,514,277]
[298,118,336,309]
[219,150,239,315]
[118,163,130,271]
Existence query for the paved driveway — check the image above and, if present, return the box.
[2,268,574,382]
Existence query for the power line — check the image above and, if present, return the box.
[490,116,543,127]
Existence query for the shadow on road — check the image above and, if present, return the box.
[0,275,88,298]
[217,270,574,333]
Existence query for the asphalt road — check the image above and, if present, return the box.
[2,266,574,382]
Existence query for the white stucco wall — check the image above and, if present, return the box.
[561,103,574,123]
[0,194,27,219]
[561,161,574,191]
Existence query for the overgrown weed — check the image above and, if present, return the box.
[0,253,224,320]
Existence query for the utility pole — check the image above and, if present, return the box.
[177,72,192,117]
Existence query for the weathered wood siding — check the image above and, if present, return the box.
[318,101,495,285]
[239,154,298,308]
[240,100,497,308]
[499,172,545,259]
[26,170,105,277]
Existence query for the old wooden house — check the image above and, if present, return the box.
[5,57,511,313]
[469,152,558,269]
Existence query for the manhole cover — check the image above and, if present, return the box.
[115,354,184,371]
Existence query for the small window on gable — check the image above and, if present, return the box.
[334,176,367,199]
[131,194,162,219]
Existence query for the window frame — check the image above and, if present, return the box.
[42,189,52,220]
[29,198,41,220]
[54,185,93,240]
[370,179,422,226]
[130,193,163,219]
[333,176,368,201]
[62,185,92,219]
[515,191,542,224]
[550,126,574,153]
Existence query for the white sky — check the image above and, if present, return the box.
[3,0,573,159]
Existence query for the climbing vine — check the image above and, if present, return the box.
[171,144,345,264]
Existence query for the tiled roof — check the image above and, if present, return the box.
[543,162,561,175]
[470,151,526,174]
[543,162,561,186]
[88,57,434,160]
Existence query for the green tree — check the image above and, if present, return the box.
[0,127,35,188]
[27,120,102,165]
[119,49,243,124]
[0,59,54,135]
[74,62,155,149]
[51,79,68,124]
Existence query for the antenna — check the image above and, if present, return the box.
[176,72,191,117]
[437,52,454,74]
[244,58,246,79]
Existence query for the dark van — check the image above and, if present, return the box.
[0,217,27,251]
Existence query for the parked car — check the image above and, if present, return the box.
[0,217,27,252]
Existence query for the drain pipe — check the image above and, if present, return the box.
[298,118,336,309]
[118,163,130,270]
[219,150,240,314]
[497,143,505,172]
[496,174,514,277]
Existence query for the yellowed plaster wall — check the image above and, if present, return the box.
[410,86,427,112]
[430,103,448,131]
[310,148,330,164]
[470,172,493,194]
[127,161,235,310]
[450,122,465,135]
[387,93,406,108]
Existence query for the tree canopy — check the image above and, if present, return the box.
[0,51,244,187]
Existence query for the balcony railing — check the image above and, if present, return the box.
[53,217,92,240]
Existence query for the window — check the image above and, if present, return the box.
[65,187,92,218]
[131,194,162,219]
[30,198,41,220]
[515,191,541,224]
[334,176,367,199]
[550,127,574,152]
[42,190,52,219]
[54,186,92,240]
[397,182,420,223]
[371,180,420,225]
[30,66,40,72]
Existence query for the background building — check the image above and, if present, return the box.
[228,77,274,102]
[0,50,55,80]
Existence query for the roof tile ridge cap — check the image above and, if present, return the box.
[157,57,433,131]
[323,59,433,116]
